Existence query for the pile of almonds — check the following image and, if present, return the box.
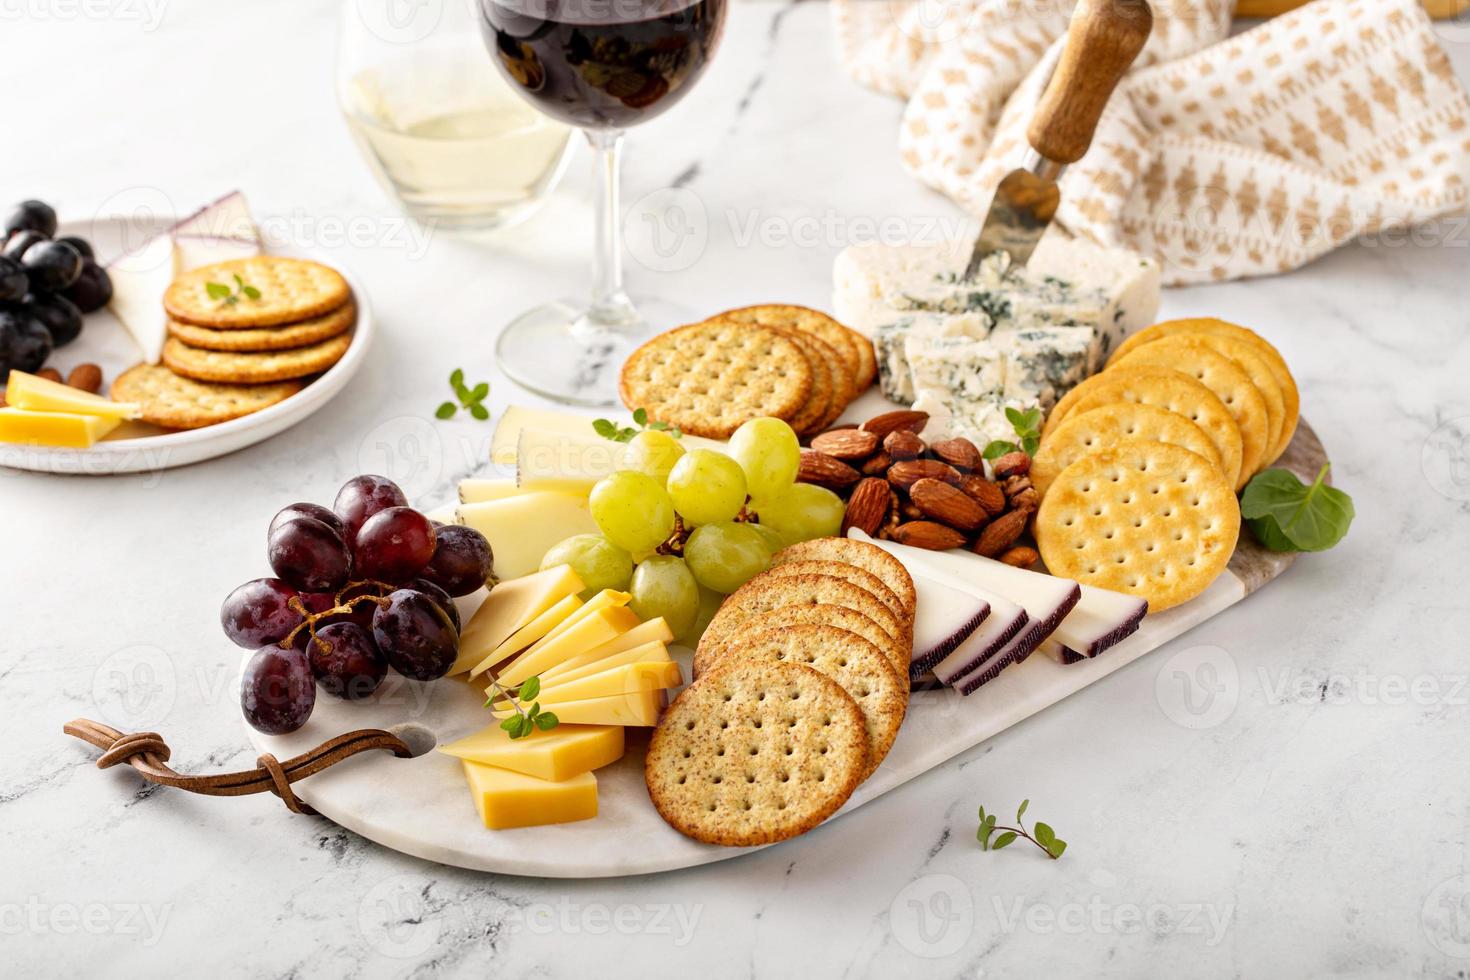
[798,410,1042,567]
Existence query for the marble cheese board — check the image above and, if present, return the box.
[244,421,1327,878]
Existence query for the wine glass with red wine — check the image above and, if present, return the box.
[478,0,728,405]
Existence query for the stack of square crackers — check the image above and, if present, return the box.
[111,256,355,430]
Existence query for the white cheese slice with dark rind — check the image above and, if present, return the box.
[908,575,991,676]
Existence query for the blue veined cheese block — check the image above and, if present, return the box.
[994,325,1094,409]
[875,311,991,404]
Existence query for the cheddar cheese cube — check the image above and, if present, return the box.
[461,761,598,830]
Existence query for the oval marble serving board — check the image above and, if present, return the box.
[245,422,1328,878]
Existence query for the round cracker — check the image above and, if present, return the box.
[770,537,917,622]
[111,363,303,430]
[701,573,906,663]
[166,300,356,352]
[645,659,868,846]
[1188,333,1286,466]
[770,327,835,436]
[726,626,908,779]
[1109,338,1271,485]
[1108,317,1299,461]
[619,321,812,439]
[162,332,352,384]
[1033,403,1224,498]
[1036,440,1240,613]
[757,560,906,652]
[694,604,905,682]
[714,305,865,400]
[164,256,351,328]
[1049,367,1245,491]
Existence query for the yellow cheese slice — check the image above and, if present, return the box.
[538,661,682,703]
[461,761,597,830]
[467,593,582,678]
[516,427,626,494]
[448,565,583,675]
[491,641,672,708]
[456,493,599,579]
[440,723,624,782]
[458,479,573,505]
[494,606,641,688]
[5,371,140,420]
[537,589,629,646]
[0,408,121,448]
[494,688,664,726]
[540,618,674,681]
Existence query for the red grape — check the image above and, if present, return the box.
[354,506,435,584]
[372,588,458,681]
[241,645,316,734]
[307,622,387,700]
[410,578,461,632]
[268,517,352,592]
[420,524,494,596]
[269,502,345,540]
[333,475,407,540]
[221,578,302,648]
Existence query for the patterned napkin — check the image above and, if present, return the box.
[833,0,1470,284]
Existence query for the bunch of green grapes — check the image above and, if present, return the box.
[539,418,845,645]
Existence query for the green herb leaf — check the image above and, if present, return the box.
[1046,838,1067,859]
[632,407,648,426]
[450,369,464,388]
[205,281,232,300]
[983,440,1020,460]
[435,402,457,420]
[1241,464,1354,552]
[241,285,261,300]
[1022,434,1040,456]
[593,419,619,439]
[519,676,540,702]
[1005,406,1025,428]
[534,711,558,731]
[1017,799,1029,821]
[469,382,490,403]
[469,403,490,421]
[499,715,521,734]
[437,369,491,423]
[992,831,1018,849]
[1034,822,1056,847]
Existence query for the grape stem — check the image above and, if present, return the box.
[653,504,760,557]
[278,580,395,651]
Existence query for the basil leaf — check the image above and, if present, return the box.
[1241,465,1354,552]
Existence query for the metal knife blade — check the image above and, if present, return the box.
[963,156,1063,280]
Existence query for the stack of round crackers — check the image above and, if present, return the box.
[645,538,915,847]
[1030,318,1298,612]
[112,257,355,430]
[619,305,876,439]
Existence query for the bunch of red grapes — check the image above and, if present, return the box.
[223,474,494,735]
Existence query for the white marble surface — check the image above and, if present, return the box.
[5,2,1470,976]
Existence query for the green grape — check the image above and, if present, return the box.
[666,449,747,526]
[589,470,676,553]
[749,522,785,555]
[684,521,772,594]
[728,417,801,499]
[628,555,699,638]
[623,429,685,485]
[540,534,633,599]
[753,484,845,546]
[678,585,726,648]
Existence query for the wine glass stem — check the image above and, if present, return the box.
[585,128,636,330]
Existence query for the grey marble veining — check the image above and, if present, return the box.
[5,2,1470,977]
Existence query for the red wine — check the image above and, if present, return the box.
[479,0,727,129]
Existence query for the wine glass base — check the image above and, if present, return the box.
[495,297,696,407]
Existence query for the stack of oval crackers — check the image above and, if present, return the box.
[1030,318,1300,612]
[619,305,876,439]
[645,538,915,847]
[111,256,355,430]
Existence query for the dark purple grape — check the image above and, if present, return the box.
[268,517,352,592]
[410,578,461,632]
[0,257,27,302]
[4,200,57,239]
[241,645,316,735]
[268,501,346,540]
[354,506,435,584]
[26,293,82,347]
[372,588,458,681]
[54,235,93,260]
[333,474,407,540]
[419,524,493,596]
[22,240,82,292]
[307,622,387,700]
[0,307,52,373]
[220,578,303,648]
[2,230,45,262]
[62,260,111,313]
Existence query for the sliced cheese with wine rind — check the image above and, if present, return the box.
[466,593,583,677]
[456,492,599,579]
[170,190,260,242]
[494,606,642,688]
[5,370,139,420]
[106,231,175,364]
[461,761,597,829]
[909,575,990,675]
[440,723,624,782]
[540,621,674,682]
[173,235,259,272]
[490,687,664,727]
[449,565,583,675]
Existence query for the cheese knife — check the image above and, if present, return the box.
[964,0,1154,278]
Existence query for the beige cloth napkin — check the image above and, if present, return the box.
[833,0,1470,284]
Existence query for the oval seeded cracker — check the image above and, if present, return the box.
[165,256,351,328]
[1033,403,1224,498]
[694,604,904,681]
[1036,440,1240,613]
[645,659,868,846]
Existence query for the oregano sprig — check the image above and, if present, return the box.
[982,406,1043,461]
[436,369,491,421]
[485,674,558,739]
[593,407,681,443]
[205,273,261,306]
[977,799,1067,860]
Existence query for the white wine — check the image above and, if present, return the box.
[342,51,573,229]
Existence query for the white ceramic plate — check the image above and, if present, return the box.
[0,215,373,475]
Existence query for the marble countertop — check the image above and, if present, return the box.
[6,1,1470,976]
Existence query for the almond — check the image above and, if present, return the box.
[840,477,891,537]
[900,499,923,521]
[861,451,892,477]
[991,451,1031,479]
[999,546,1040,568]
[67,363,103,394]
[972,509,1028,558]
[883,429,925,460]
[887,458,961,490]
[932,437,981,472]
[860,410,928,440]
[959,475,1008,516]
[909,478,987,532]
[798,449,860,490]
[892,521,966,551]
[37,367,64,384]
[810,428,879,461]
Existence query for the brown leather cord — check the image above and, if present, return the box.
[64,718,415,815]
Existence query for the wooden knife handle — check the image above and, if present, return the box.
[1027,0,1154,165]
